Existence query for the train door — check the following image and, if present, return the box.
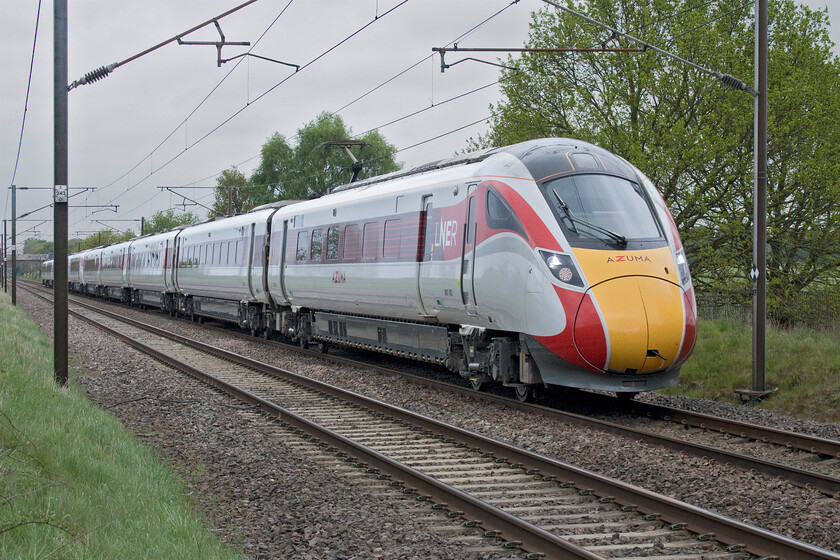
[416,195,433,317]
[125,246,133,286]
[247,223,256,299]
[261,218,272,298]
[278,219,290,303]
[170,238,179,291]
[460,184,479,316]
[164,238,175,292]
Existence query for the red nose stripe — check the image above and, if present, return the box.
[532,286,606,373]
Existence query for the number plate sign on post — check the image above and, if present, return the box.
[55,185,68,203]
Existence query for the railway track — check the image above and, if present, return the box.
[25,281,840,495]
[139,288,838,499]
[24,284,840,559]
[24,282,840,496]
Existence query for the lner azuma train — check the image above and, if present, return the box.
[47,138,697,400]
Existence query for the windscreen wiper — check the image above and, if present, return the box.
[554,191,627,247]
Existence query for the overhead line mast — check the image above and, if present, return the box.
[67,0,259,90]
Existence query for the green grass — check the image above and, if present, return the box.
[0,291,246,560]
[664,318,840,423]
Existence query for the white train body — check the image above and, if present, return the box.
[125,230,179,308]
[99,241,131,299]
[42,259,54,287]
[173,209,275,322]
[61,139,697,396]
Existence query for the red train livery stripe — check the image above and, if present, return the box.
[532,285,606,373]
[478,180,563,252]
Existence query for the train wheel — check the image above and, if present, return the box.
[514,385,532,402]
[317,341,329,354]
[469,378,485,392]
[299,337,309,350]
[262,329,271,340]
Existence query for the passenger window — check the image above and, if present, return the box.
[296,231,308,261]
[383,220,401,259]
[326,227,340,260]
[343,225,361,260]
[362,222,379,260]
[311,229,323,261]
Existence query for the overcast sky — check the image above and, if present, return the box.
[1,0,837,247]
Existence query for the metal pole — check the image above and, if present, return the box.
[11,185,16,305]
[54,0,69,386]
[141,216,145,236]
[752,0,768,392]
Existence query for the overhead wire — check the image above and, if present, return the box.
[186,0,752,203]
[186,114,495,204]
[663,1,754,48]
[100,0,296,193]
[77,1,519,229]
[331,0,521,116]
[162,0,521,199]
[100,0,409,212]
[75,1,549,230]
[5,0,42,221]
[73,0,745,234]
[72,0,297,231]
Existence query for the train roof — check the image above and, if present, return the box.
[248,200,307,212]
[329,138,640,195]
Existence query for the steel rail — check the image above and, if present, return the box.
[260,335,840,498]
[56,297,600,558]
[620,398,840,458]
[44,290,838,560]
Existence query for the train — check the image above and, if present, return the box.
[43,138,697,400]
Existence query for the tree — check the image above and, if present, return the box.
[478,0,840,319]
[247,132,295,207]
[23,238,54,255]
[143,209,200,235]
[210,167,250,218]
[247,112,401,205]
[75,230,135,251]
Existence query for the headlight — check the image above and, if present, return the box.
[675,248,692,288]
[539,250,584,288]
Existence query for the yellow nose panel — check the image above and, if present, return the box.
[589,276,684,373]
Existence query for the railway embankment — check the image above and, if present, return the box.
[0,290,246,560]
[663,317,840,423]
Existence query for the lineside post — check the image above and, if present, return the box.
[54,0,69,386]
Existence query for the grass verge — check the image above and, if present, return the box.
[0,290,245,560]
[664,318,840,423]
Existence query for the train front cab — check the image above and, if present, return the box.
[518,150,697,394]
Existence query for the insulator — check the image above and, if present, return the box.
[83,65,113,85]
[719,73,746,91]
